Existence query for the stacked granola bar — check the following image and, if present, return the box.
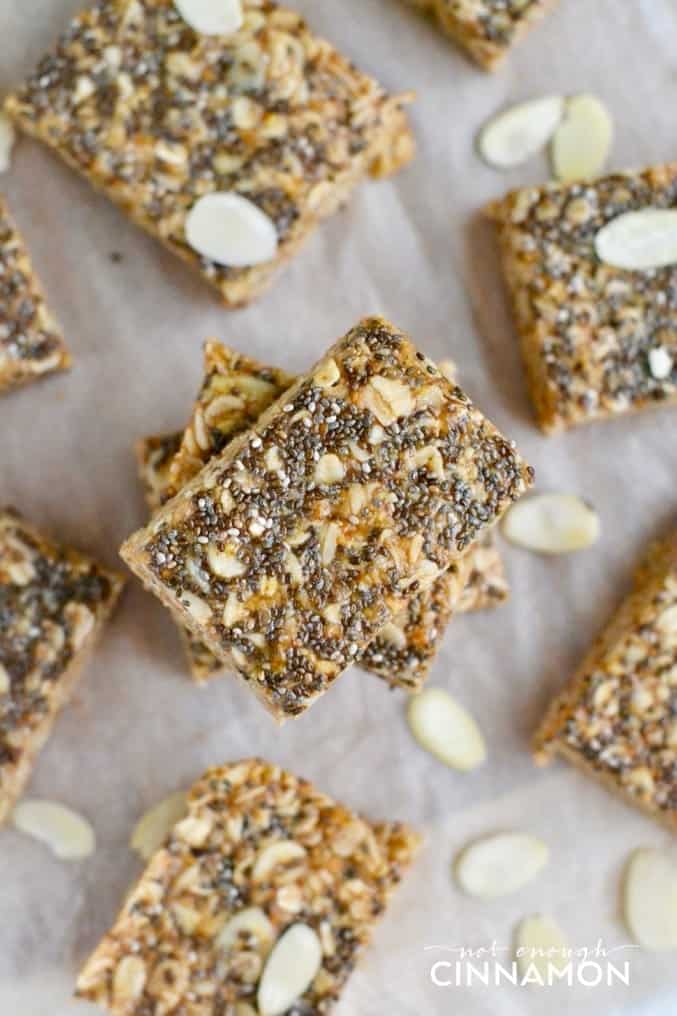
[123,317,532,720]
[137,341,510,691]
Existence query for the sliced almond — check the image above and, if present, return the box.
[407,688,486,771]
[657,604,677,635]
[595,208,677,271]
[253,840,307,882]
[314,453,345,486]
[0,112,16,173]
[455,833,549,899]
[0,662,10,695]
[438,359,458,383]
[113,955,147,1004]
[379,622,407,651]
[515,914,569,980]
[208,545,246,578]
[130,791,188,860]
[216,906,275,952]
[185,192,278,267]
[478,96,564,170]
[181,590,212,623]
[648,346,674,381]
[551,94,613,182]
[174,0,243,35]
[502,493,599,554]
[257,924,322,1016]
[12,800,95,860]
[623,848,677,951]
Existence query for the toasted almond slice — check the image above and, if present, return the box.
[407,688,486,771]
[216,907,275,952]
[515,914,570,980]
[455,833,549,899]
[174,0,243,35]
[12,800,95,860]
[595,208,677,271]
[648,346,674,381]
[551,94,613,182]
[257,924,323,1016]
[130,791,188,860]
[185,192,278,267]
[502,493,599,554]
[438,359,458,383]
[253,840,307,882]
[0,112,16,173]
[478,96,564,170]
[623,848,677,951]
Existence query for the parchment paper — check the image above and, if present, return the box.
[1,1,676,1013]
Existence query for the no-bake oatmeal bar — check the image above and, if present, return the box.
[5,0,414,308]
[0,509,124,823]
[0,196,71,394]
[77,758,420,1014]
[404,0,558,71]
[122,317,532,720]
[140,341,510,691]
[487,164,677,433]
[534,530,677,831]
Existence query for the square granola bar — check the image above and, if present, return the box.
[6,0,414,307]
[139,348,508,691]
[122,317,532,720]
[486,165,677,433]
[0,509,124,823]
[76,758,420,1014]
[0,196,71,394]
[534,530,677,830]
[404,0,558,71]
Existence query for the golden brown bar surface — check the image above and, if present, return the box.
[534,530,677,831]
[0,509,124,823]
[76,758,420,1014]
[6,0,414,307]
[138,343,509,690]
[404,0,558,70]
[0,196,71,394]
[487,164,677,433]
[122,317,532,720]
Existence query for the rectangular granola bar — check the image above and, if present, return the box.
[122,317,532,720]
[534,530,677,830]
[0,509,124,823]
[486,165,677,433]
[5,1,414,308]
[76,758,420,1014]
[141,343,509,691]
[404,0,558,71]
[0,196,71,394]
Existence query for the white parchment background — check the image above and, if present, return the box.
[1,1,676,1013]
